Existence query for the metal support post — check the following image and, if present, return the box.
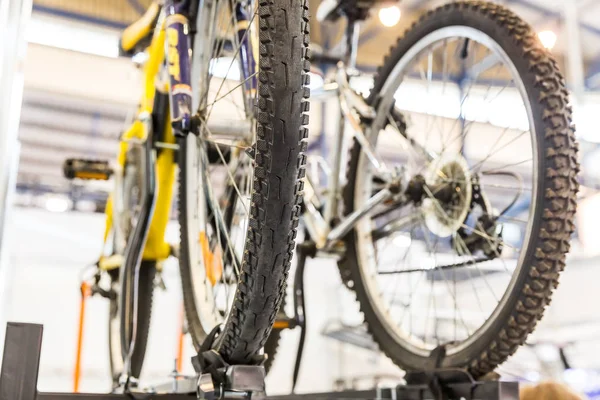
[0,0,32,363]
[564,1,585,102]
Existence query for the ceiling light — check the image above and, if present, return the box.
[45,196,71,213]
[379,6,401,28]
[538,30,557,50]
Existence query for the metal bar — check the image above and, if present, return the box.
[191,0,218,112]
[126,0,146,16]
[507,0,600,37]
[268,380,518,400]
[467,54,500,80]
[395,381,519,400]
[31,5,127,29]
[37,394,194,399]
[0,323,43,400]
[372,212,419,241]
[310,83,339,102]
[356,26,383,48]
[338,93,389,176]
[0,0,31,359]
[346,21,361,69]
[268,390,377,399]
[336,67,375,119]
[205,120,251,139]
[322,98,346,229]
[563,1,585,101]
[302,178,329,248]
[326,188,393,243]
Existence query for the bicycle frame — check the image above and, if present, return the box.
[100,7,173,269]
[302,21,398,251]
[99,0,258,271]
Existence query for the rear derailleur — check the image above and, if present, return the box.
[455,178,503,259]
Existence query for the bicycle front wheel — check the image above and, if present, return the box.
[340,1,578,378]
[178,0,310,365]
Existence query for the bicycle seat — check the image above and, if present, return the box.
[317,0,397,22]
[120,1,161,56]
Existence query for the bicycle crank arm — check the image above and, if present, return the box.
[326,188,394,245]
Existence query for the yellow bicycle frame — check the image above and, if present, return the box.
[99,8,176,270]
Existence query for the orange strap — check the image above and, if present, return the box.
[74,282,92,393]
[176,303,185,373]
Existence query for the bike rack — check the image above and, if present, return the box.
[0,322,519,400]
[0,323,191,400]
[277,241,521,400]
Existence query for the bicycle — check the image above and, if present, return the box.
[283,0,578,383]
[64,0,580,391]
[64,0,310,388]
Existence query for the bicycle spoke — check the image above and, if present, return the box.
[481,158,533,174]
[202,154,242,277]
[470,130,530,172]
[459,221,516,251]
[387,109,436,163]
[372,211,421,241]
[380,208,421,317]
[199,118,250,216]
[421,186,504,328]
[454,233,500,303]
[439,176,532,192]
[199,71,259,113]
[416,57,436,151]
[205,8,258,123]
[204,138,250,151]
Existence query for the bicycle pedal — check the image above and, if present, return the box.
[63,158,114,181]
[98,254,124,271]
[272,317,297,330]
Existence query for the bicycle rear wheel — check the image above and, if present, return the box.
[178,0,309,365]
[340,1,578,378]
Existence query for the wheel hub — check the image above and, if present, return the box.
[421,155,472,238]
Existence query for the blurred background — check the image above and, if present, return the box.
[0,0,599,398]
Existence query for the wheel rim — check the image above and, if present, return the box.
[184,0,259,336]
[353,26,539,357]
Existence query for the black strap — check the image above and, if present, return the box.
[190,325,229,386]
[426,345,448,400]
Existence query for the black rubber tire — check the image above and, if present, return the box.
[108,262,156,383]
[261,293,288,374]
[178,0,310,365]
[263,325,283,374]
[340,1,579,378]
